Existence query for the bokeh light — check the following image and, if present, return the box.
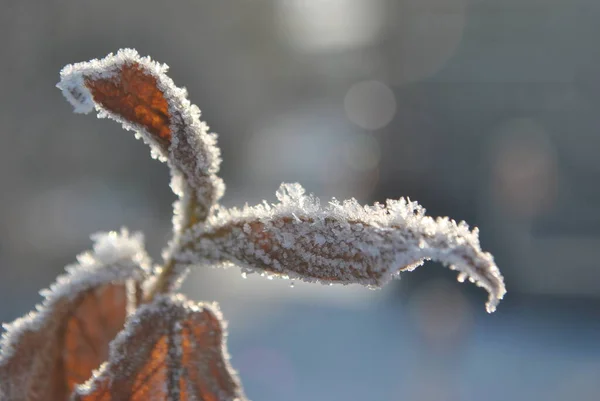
[344,80,397,130]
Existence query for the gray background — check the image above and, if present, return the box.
[1,0,599,400]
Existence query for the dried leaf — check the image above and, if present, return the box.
[0,229,149,401]
[56,49,224,222]
[72,294,246,401]
[178,183,506,313]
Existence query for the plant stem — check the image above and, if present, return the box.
[143,189,203,302]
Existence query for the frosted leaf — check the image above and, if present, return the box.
[71,294,246,401]
[0,229,149,401]
[179,183,506,313]
[57,49,225,222]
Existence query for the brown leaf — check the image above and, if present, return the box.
[0,230,149,401]
[57,49,225,223]
[71,295,246,401]
[178,183,506,312]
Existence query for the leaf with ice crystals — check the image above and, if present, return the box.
[0,229,149,401]
[71,294,246,401]
[178,183,506,313]
[57,49,224,222]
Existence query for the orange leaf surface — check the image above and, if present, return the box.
[72,295,246,401]
[0,230,148,401]
[85,62,171,146]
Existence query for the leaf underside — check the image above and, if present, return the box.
[72,295,246,401]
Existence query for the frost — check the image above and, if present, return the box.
[57,49,225,223]
[72,294,246,401]
[89,228,149,268]
[178,183,506,313]
[0,229,149,400]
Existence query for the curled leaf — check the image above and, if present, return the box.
[0,229,149,401]
[178,183,506,313]
[72,294,246,401]
[57,49,224,222]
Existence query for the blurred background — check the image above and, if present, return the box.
[1,0,600,399]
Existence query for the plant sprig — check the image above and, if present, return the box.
[0,49,506,401]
